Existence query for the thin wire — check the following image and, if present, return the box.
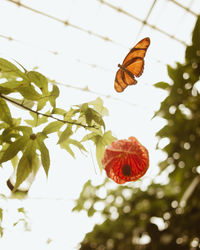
[97,0,187,46]
[50,79,154,110]
[173,0,197,37]
[135,0,157,40]
[0,33,112,72]
[0,33,164,111]
[169,0,199,16]
[5,0,126,48]
[0,32,168,73]
[6,0,189,46]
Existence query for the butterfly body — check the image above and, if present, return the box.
[114,37,150,92]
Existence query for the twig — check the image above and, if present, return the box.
[0,94,97,129]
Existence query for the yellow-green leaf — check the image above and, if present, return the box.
[0,97,13,125]
[36,136,50,177]
[43,121,63,134]
[57,126,73,144]
[13,140,36,191]
[0,135,28,164]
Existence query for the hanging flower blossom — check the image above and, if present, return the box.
[102,137,149,184]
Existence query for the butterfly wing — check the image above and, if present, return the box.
[114,37,150,92]
[123,37,150,77]
[114,68,137,92]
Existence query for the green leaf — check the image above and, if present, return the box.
[0,86,14,94]
[154,82,171,90]
[11,154,19,168]
[17,82,41,100]
[88,97,109,116]
[83,131,116,170]
[89,109,105,129]
[14,126,33,135]
[12,118,22,126]
[13,140,36,191]
[0,80,21,89]
[0,97,13,125]
[25,112,48,127]
[0,58,26,79]
[52,108,67,116]
[0,122,8,131]
[36,136,50,177]
[18,207,25,213]
[4,97,35,110]
[64,108,79,121]
[81,132,99,143]
[43,121,63,134]
[36,98,46,111]
[81,105,105,129]
[49,85,59,108]
[0,135,29,164]
[96,138,105,170]
[67,139,87,152]
[57,125,73,144]
[27,71,48,94]
[60,142,75,158]
[0,208,3,222]
[0,226,3,237]
[101,130,117,145]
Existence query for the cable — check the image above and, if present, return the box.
[169,0,199,16]
[5,0,126,48]
[97,0,188,46]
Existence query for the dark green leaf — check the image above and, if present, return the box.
[154,81,171,90]
[0,97,13,125]
[0,86,14,94]
[0,135,28,164]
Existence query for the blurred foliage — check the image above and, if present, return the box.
[73,16,200,249]
[0,57,116,236]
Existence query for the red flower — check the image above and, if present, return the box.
[102,137,149,184]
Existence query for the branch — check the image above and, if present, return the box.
[0,94,97,129]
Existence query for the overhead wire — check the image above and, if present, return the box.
[135,0,157,41]
[1,0,196,111]
[169,0,199,16]
[96,0,188,46]
[5,0,126,48]
[5,0,188,46]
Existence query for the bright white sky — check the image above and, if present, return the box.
[0,0,199,249]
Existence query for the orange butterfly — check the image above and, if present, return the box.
[114,37,150,92]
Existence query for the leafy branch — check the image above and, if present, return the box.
[0,93,97,129]
[0,57,116,200]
